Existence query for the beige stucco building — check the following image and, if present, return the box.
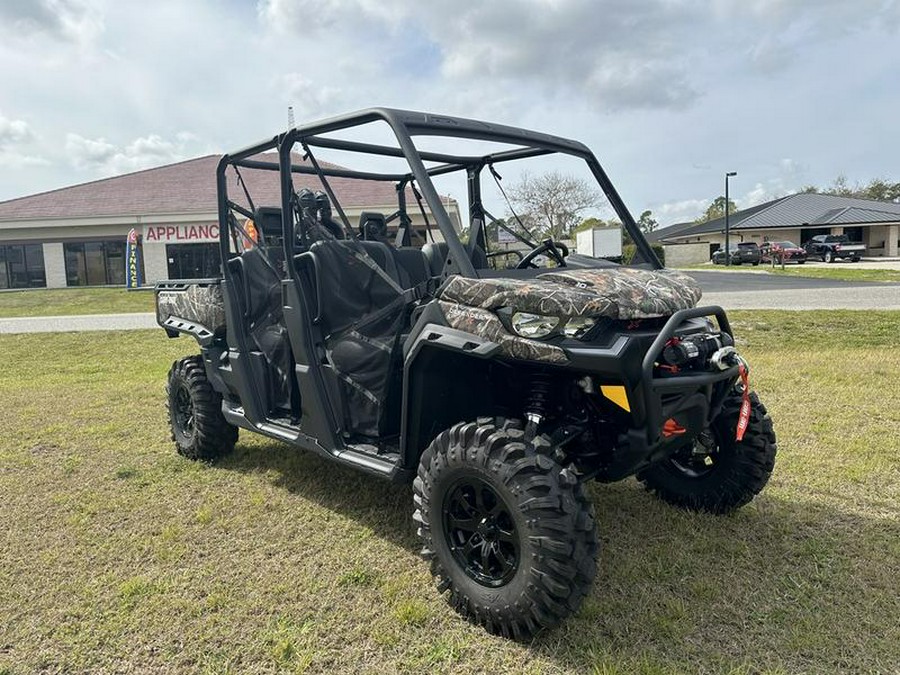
[0,154,459,289]
[651,193,900,262]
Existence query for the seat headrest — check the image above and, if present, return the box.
[359,211,388,241]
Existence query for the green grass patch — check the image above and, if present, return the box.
[765,266,900,283]
[0,287,155,317]
[0,320,898,673]
[679,262,900,283]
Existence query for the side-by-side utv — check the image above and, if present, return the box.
[156,108,776,639]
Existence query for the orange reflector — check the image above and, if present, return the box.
[662,418,687,438]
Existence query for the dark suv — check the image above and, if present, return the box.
[712,242,761,266]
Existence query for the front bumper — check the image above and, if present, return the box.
[589,306,740,480]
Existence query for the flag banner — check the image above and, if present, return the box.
[125,228,143,289]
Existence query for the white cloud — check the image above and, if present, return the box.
[0,151,50,169]
[0,112,47,169]
[0,0,104,44]
[1,0,899,213]
[258,0,701,111]
[65,132,195,174]
[653,198,711,226]
[277,74,345,119]
[0,113,37,146]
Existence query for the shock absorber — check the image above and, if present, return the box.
[524,373,552,441]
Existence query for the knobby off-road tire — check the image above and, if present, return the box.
[639,390,776,514]
[167,355,237,461]
[413,418,598,640]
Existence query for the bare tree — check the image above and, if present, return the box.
[507,171,603,240]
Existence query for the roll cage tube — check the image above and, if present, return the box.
[278,111,477,278]
[217,108,661,277]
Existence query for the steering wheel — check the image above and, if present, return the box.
[516,239,569,269]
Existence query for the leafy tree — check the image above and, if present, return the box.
[507,171,603,240]
[637,209,658,234]
[695,196,738,223]
[827,174,854,196]
[805,176,900,203]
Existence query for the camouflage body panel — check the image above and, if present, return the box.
[440,267,701,320]
[156,283,226,335]
[438,301,568,364]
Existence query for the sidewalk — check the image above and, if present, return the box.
[0,312,157,334]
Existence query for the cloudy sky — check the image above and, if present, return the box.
[1,0,898,225]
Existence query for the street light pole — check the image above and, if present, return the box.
[724,171,737,267]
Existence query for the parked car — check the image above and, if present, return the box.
[804,234,865,263]
[712,242,761,266]
[760,241,807,264]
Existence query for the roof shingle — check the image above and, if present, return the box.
[654,192,900,242]
[0,153,406,222]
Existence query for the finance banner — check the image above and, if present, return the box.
[125,228,143,289]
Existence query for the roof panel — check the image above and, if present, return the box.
[0,153,406,222]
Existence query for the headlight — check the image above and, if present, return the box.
[563,316,596,338]
[510,312,560,338]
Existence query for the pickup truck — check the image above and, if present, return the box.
[804,234,865,263]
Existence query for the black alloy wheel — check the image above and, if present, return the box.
[167,355,238,461]
[443,476,520,587]
[414,417,598,639]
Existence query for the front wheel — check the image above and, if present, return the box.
[639,390,776,514]
[167,355,237,461]
[413,418,598,639]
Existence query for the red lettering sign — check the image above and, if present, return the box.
[142,223,220,243]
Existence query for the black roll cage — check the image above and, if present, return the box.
[215,107,661,279]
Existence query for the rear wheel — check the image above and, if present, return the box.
[639,390,776,514]
[824,250,835,263]
[167,355,237,461]
[413,418,598,639]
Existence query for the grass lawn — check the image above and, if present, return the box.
[0,288,155,318]
[681,263,900,283]
[1,311,898,673]
[764,266,900,283]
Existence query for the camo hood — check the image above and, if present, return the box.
[439,267,701,320]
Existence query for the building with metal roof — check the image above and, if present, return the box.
[0,154,458,289]
[650,192,900,261]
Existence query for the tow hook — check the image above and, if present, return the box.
[710,347,752,441]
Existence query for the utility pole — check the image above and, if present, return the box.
[724,171,737,266]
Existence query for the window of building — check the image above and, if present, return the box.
[166,243,221,279]
[64,241,127,286]
[0,244,46,289]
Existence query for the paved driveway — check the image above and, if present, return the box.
[0,312,158,334]
[687,270,900,310]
